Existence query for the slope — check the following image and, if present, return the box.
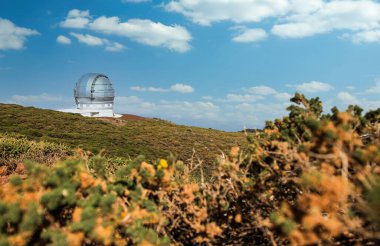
[0,104,247,165]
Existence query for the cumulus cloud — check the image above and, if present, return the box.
[348,29,380,44]
[60,10,192,52]
[118,81,380,131]
[114,96,220,122]
[70,32,104,46]
[105,42,125,52]
[89,17,191,53]
[9,93,64,103]
[202,96,213,101]
[157,101,219,120]
[232,28,268,43]
[359,99,380,110]
[130,86,167,92]
[130,83,194,93]
[225,94,263,102]
[70,32,125,52]
[60,9,90,29]
[170,83,194,93]
[337,92,359,105]
[294,81,333,93]
[165,0,290,26]
[272,1,380,39]
[114,95,290,130]
[115,96,144,104]
[56,35,71,44]
[243,86,277,95]
[222,85,291,103]
[165,0,380,43]
[274,92,292,101]
[0,18,39,50]
[365,80,380,93]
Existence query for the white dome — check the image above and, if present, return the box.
[74,73,115,110]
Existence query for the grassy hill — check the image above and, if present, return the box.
[0,104,247,165]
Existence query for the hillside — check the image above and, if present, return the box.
[0,104,247,165]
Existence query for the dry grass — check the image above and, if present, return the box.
[0,104,247,174]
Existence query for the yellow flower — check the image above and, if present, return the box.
[158,159,168,170]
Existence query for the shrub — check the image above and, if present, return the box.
[0,134,69,174]
[0,94,379,245]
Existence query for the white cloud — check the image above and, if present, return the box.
[274,92,292,101]
[130,86,167,92]
[232,28,268,43]
[89,17,191,53]
[289,0,324,14]
[114,97,220,121]
[60,9,90,29]
[60,10,192,53]
[170,83,194,93]
[345,29,380,44]
[164,0,290,26]
[366,80,380,93]
[70,32,125,52]
[0,18,39,50]
[222,86,291,103]
[294,81,333,93]
[157,101,219,119]
[115,95,144,104]
[165,0,380,44]
[105,42,125,52]
[272,1,380,39]
[337,92,359,105]
[202,96,213,100]
[272,23,317,39]
[360,99,380,110]
[130,83,194,93]
[232,102,290,115]
[244,85,277,95]
[70,32,104,46]
[225,94,263,102]
[9,93,64,103]
[56,35,71,44]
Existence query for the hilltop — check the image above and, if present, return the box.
[0,104,247,165]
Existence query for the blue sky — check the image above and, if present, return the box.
[1,0,380,131]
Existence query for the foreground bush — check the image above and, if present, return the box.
[0,93,379,245]
[0,155,170,245]
[0,134,69,176]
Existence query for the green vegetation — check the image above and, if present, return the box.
[0,94,379,245]
[0,104,246,165]
[0,133,69,175]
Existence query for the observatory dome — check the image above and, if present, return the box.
[74,73,115,110]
